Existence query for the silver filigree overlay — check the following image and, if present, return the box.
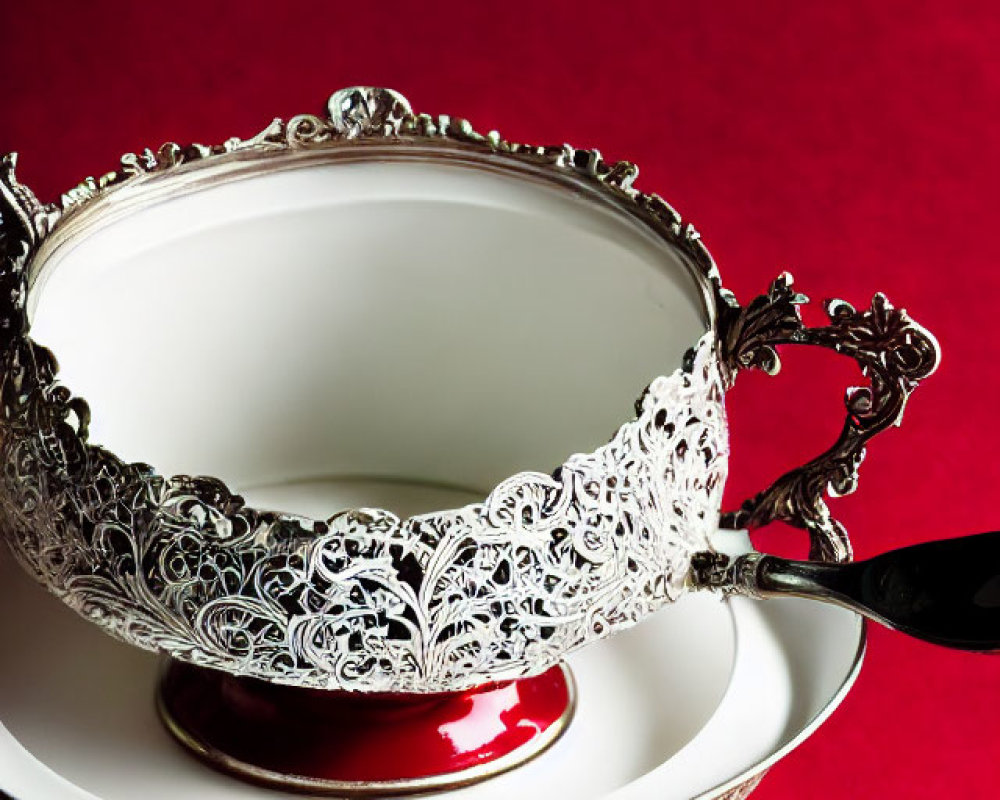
[0,88,732,692]
[0,324,725,691]
[0,87,938,692]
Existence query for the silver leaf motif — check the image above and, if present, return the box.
[0,328,727,691]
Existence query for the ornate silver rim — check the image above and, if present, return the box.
[16,86,722,325]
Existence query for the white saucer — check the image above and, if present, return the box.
[0,532,863,800]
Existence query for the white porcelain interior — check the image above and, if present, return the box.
[29,159,707,516]
[0,512,863,800]
[7,156,865,797]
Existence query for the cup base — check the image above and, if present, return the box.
[156,659,576,796]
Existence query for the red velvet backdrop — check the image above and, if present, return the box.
[1,2,997,797]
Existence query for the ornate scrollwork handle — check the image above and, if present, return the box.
[0,153,43,345]
[715,272,940,563]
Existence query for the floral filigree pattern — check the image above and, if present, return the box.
[0,324,727,691]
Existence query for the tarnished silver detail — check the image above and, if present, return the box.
[0,153,60,245]
[717,273,940,563]
[328,86,413,138]
[690,551,764,599]
[715,771,768,800]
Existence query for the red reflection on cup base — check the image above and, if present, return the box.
[157,659,575,795]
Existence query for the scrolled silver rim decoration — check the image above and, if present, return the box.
[0,88,734,693]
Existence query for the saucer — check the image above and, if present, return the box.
[0,528,862,800]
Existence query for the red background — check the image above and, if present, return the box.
[1,1,997,797]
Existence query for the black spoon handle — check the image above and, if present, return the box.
[739,532,1000,652]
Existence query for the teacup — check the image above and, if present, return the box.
[0,87,938,793]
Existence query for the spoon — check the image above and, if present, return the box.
[694,531,1000,652]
